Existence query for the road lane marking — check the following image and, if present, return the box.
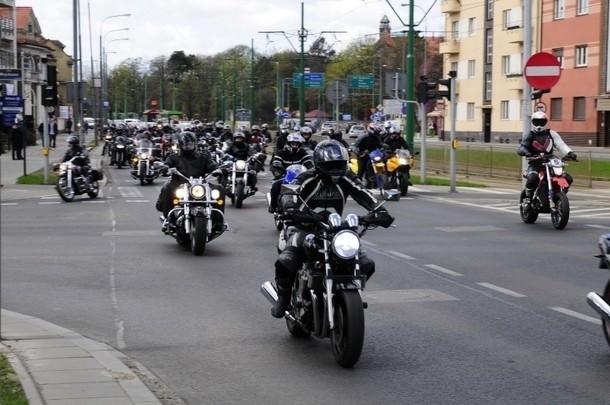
[425,264,463,277]
[386,250,416,260]
[549,306,601,325]
[125,200,150,203]
[476,282,526,297]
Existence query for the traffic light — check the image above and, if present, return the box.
[417,80,437,103]
[437,78,451,101]
[531,88,550,100]
[44,84,57,106]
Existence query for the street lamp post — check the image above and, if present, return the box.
[99,13,130,130]
[102,37,128,123]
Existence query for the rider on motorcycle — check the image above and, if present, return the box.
[382,126,409,152]
[300,126,317,152]
[351,123,384,182]
[156,131,219,218]
[517,111,577,199]
[267,133,314,214]
[223,131,259,190]
[261,123,272,144]
[62,135,90,176]
[270,139,394,318]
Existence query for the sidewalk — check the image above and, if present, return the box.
[0,310,162,404]
[0,135,104,202]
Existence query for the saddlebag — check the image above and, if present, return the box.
[91,169,104,181]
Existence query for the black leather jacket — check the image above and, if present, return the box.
[62,146,90,167]
[164,150,217,183]
[271,147,313,179]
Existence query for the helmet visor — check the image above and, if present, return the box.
[532,118,547,128]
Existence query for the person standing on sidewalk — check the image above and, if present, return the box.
[49,117,58,148]
[11,123,24,160]
[65,117,73,134]
[38,121,46,146]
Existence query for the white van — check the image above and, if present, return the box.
[124,118,141,128]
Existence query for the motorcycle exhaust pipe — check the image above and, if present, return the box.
[587,292,610,322]
[260,281,278,305]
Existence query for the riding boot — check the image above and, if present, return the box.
[271,279,291,318]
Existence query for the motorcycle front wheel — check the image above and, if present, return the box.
[191,216,207,256]
[56,177,75,202]
[87,180,99,198]
[235,182,245,208]
[603,282,610,348]
[398,171,410,196]
[519,190,538,224]
[551,192,570,230]
[331,290,365,368]
[117,152,124,169]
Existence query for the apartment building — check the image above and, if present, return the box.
[439,0,609,147]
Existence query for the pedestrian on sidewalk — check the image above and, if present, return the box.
[38,121,45,146]
[50,116,57,148]
[65,116,73,134]
[11,123,24,160]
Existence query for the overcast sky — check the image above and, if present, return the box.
[17,0,444,68]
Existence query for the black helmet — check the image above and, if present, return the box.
[313,140,349,178]
[67,135,80,146]
[233,131,245,142]
[285,133,305,153]
[178,131,197,152]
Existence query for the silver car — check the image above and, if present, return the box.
[347,124,366,138]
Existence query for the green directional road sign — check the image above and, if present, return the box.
[293,72,324,89]
[348,75,374,89]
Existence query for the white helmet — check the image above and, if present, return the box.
[531,111,548,133]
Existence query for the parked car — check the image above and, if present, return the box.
[347,124,366,138]
[83,117,95,129]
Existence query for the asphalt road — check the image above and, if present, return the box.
[2,161,610,404]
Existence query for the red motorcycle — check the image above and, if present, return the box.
[519,154,577,230]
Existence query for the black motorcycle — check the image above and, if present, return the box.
[55,155,103,202]
[261,185,397,367]
[160,167,228,256]
[130,145,162,185]
[110,134,128,168]
[587,234,610,348]
[218,154,262,208]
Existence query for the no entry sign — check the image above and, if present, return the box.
[524,52,561,89]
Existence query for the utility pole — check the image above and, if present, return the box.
[298,2,306,127]
[405,1,415,148]
[250,38,255,128]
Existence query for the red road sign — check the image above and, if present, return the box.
[524,52,561,89]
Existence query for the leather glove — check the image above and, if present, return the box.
[566,151,577,161]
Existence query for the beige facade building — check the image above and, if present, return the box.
[439,0,610,146]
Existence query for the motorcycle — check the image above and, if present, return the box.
[261,186,397,367]
[160,167,228,256]
[519,154,577,230]
[101,132,114,156]
[54,155,103,202]
[130,146,162,185]
[266,163,308,232]
[385,148,414,196]
[587,234,610,348]
[110,135,128,168]
[364,148,389,193]
[218,154,260,208]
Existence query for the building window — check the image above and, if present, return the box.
[467,103,475,120]
[484,72,492,102]
[451,21,459,40]
[553,48,564,69]
[485,29,493,64]
[451,61,458,77]
[577,0,589,15]
[575,45,588,67]
[468,60,475,78]
[501,101,509,120]
[550,98,562,120]
[501,54,521,75]
[468,18,476,36]
[554,0,565,19]
[573,97,586,120]
[487,0,494,19]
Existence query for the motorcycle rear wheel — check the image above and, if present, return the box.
[191,216,207,256]
[235,182,245,208]
[519,190,538,224]
[330,290,365,368]
[57,177,75,202]
[551,192,570,230]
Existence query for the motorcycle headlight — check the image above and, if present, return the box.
[140,152,148,159]
[398,158,408,165]
[175,188,187,199]
[117,144,125,149]
[58,163,68,172]
[190,185,205,199]
[236,160,246,170]
[332,230,360,259]
[552,166,564,175]
[211,189,221,200]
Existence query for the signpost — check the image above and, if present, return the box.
[524,52,561,90]
[348,75,374,89]
[293,72,324,89]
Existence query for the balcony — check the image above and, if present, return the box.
[439,40,460,55]
[506,26,524,44]
[441,0,460,14]
[506,76,524,91]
